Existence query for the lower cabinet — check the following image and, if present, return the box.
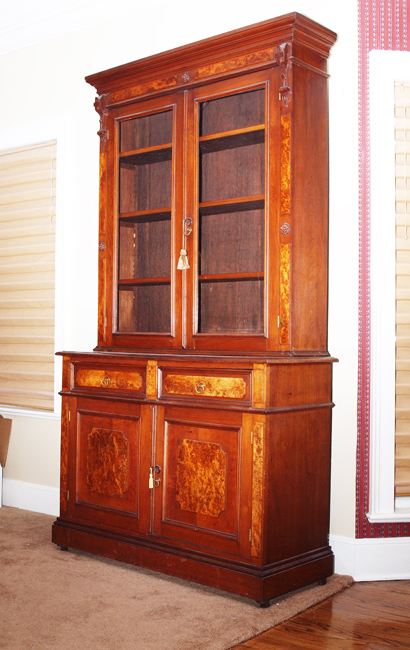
[52,353,335,606]
[66,398,152,536]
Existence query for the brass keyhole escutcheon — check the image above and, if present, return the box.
[183,217,193,236]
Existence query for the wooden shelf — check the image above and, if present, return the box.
[118,277,171,286]
[198,272,264,283]
[119,208,171,223]
[120,143,172,165]
[199,125,265,153]
[199,195,264,216]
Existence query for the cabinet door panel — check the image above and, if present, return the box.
[106,93,184,349]
[67,398,151,534]
[184,69,281,351]
[154,406,252,558]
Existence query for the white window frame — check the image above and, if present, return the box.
[368,50,410,522]
[0,115,71,420]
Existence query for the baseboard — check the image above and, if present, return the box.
[330,534,410,581]
[2,478,59,516]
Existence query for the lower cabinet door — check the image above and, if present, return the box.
[67,397,151,534]
[153,405,253,558]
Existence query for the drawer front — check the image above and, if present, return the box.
[160,371,250,403]
[75,367,145,394]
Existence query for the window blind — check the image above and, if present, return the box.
[0,141,56,410]
[395,82,410,496]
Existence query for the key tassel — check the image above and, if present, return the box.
[177,249,190,269]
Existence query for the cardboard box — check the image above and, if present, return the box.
[0,415,12,468]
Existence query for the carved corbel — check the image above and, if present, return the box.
[94,94,109,148]
[275,43,292,111]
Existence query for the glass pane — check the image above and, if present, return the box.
[117,109,173,334]
[119,158,172,213]
[196,87,266,336]
[198,279,263,334]
[199,209,264,275]
[200,143,264,203]
[118,284,171,333]
[120,110,173,151]
[200,89,265,135]
[119,219,171,280]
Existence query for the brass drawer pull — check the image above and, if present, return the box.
[195,382,206,394]
[101,377,110,387]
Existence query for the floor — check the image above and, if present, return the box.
[230,580,410,649]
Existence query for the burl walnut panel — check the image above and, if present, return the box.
[176,439,227,517]
[76,368,143,392]
[250,420,264,558]
[87,428,129,497]
[279,243,290,346]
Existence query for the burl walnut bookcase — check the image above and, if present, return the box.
[52,13,337,606]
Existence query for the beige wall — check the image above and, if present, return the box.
[0,0,359,538]
[3,415,60,487]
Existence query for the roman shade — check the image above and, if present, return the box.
[395,82,410,496]
[0,141,56,410]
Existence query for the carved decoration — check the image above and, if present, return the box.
[94,94,109,146]
[181,72,190,83]
[279,244,290,346]
[87,428,128,497]
[280,222,291,236]
[251,421,264,558]
[176,439,226,517]
[164,374,247,399]
[99,241,106,252]
[275,43,292,110]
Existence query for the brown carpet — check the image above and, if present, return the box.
[0,506,353,650]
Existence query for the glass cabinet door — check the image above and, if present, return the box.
[185,71,277,351]
[107,74,279,352]
[112,95,183,348]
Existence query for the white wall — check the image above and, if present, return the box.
[0,0,359,542]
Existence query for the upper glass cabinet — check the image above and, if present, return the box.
[89,13,335,355]
[111,74,272,351]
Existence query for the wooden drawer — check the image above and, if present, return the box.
[159,369,250,403]
[74,366,145,395]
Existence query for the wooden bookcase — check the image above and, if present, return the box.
[52,13,337,606]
